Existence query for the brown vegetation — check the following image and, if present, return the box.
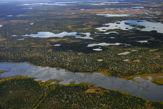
[47,49,52,52]
[10,20,29,23]
[78,52,83,55]
[140,76,149,80]
[85,86,101,93]
[0,38,6,41]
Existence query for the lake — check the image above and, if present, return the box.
[96,20,163,34]
[96,14,133,17]
[12,32,93,39]
[0,62,163,102]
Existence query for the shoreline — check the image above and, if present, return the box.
[0,70,5,74]
[0,61,163,85]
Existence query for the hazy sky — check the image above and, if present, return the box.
[0,0,83,2]
[0,0,79,2]
[0,0,46,1]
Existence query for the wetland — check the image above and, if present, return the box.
[0,1,163,108]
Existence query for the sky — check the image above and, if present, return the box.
[0,0,47,1]
[0,0,90,1]
[0,0,92,3]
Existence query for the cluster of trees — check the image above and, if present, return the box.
[0,76,163,109]
[39,84,150,109]
[0,35,163,76]
[0,76,44,108]
[0,3,163,77]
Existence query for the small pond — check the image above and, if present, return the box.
[97,14,133,17]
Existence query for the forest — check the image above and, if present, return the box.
[0,2,163,108]
[0,76,163,109]
[0,3,163,78]
[0,32,163,76]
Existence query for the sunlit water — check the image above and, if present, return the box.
[12,32,93,39]
[97,14,132,17]
[118,51,130,55]
[96,20,163,33]
[0,62,163,101]
[87,42,124,47]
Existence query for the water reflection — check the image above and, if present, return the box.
[96,20,163,33]
[12,32,93,39]
[97,14,132,17]
[0,62,163,101]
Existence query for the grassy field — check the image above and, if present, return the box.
[152,78,163,85]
